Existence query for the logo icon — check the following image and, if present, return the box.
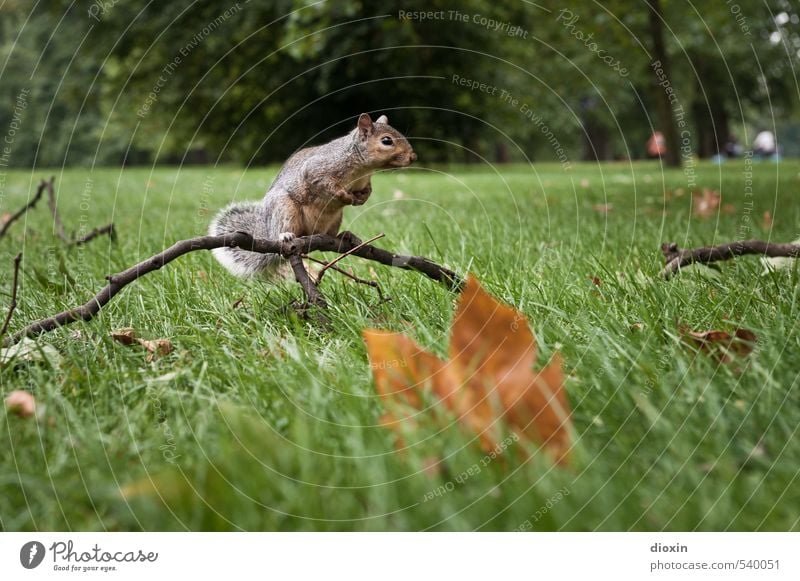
[20,541,45,569]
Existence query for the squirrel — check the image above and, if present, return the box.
[209,113,416,277]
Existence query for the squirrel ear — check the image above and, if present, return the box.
[375,115,388,124]
[357,113,373,138]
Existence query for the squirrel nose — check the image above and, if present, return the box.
[410,152,417,162]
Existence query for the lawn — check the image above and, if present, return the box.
[1,160,799,531]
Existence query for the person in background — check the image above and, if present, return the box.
[724,135,743,158]
[713,134,744,164]
[753,129,778,160]
[646,131,667,159]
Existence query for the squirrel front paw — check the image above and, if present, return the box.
[351,185,372,206]
[278,232,296,243]
[333,188,356,205]
[337,230,362,246]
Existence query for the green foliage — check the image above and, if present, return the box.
[1,1,798,166]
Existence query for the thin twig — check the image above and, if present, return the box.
[293,233,461,289]
[1,176,116,248]
[0,253,22,339]
[46,176,69,242]
[304,255,389,302]
[661,240,800,278]
[70,223,116,246]
[0,179,49,240]
[2,232,460,346]
[316,232,385,284]
[48,178,115,247]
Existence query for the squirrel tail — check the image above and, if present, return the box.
[208,202,281,277]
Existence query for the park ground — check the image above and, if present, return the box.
[1,160,799,531]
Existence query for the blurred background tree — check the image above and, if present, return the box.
[0,0,798,167]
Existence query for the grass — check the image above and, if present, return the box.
[1,160,799,531]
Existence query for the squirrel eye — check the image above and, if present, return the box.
[380,136,394,146]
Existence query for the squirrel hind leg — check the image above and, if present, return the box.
[211,247,268,277]
[209,202,279,277]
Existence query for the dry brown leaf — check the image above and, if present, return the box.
[762,211,773,229]
[682,327,757,364]
[110,328,138,346]
[0,212,11,225]
[140,339,174,362]
[111,328,173,361]
[5,390,36,418]
[692,188,721,218]
[363,276,572,465]
[592,203,613,214]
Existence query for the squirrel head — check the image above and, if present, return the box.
[354,113,417,168]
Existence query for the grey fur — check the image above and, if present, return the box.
[209,202,279,277]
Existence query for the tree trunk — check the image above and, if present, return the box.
[690,56,730,158]
[581,119,611,161]
[580,96,612,161]
[494,142,510,163]
[647,0,681,167]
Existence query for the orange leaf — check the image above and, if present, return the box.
[498,353,571,464]
[364,330,456,411]
[448,275,536,449]
[363,276,572,465]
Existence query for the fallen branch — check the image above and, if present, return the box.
[661,240,800,278]
[0,176,115,247]
[0,179,49,240]
[0,253,22,339]
[2,232,461,346]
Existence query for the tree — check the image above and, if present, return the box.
[1,0,798,166]
[646,0,680,166]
